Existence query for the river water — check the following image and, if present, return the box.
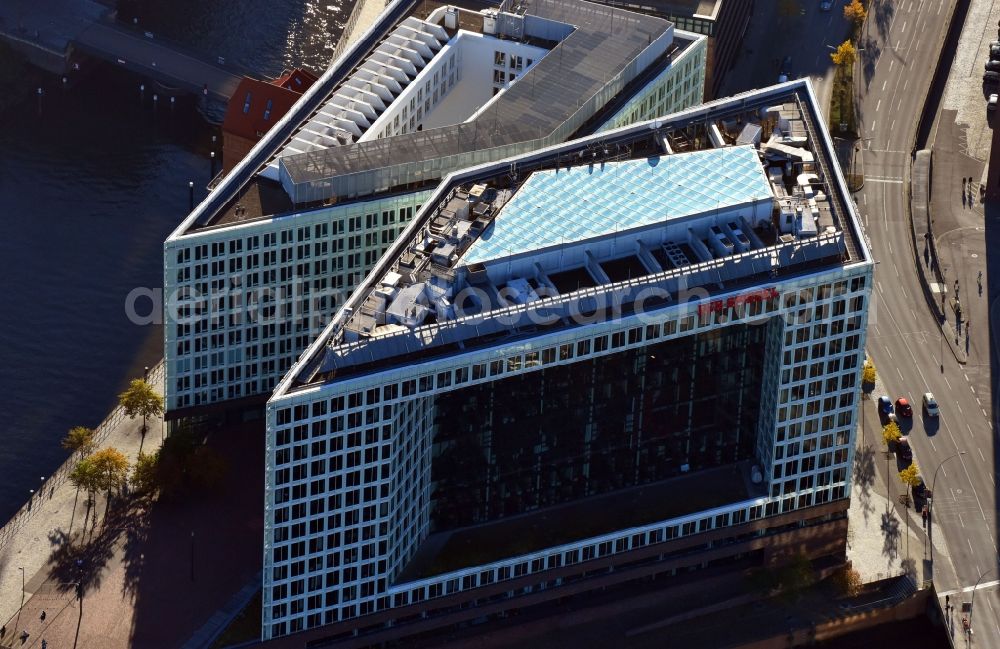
[0,0,351,522]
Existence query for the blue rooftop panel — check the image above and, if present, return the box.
[461,145,773,266]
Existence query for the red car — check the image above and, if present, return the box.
[895,397,913,417]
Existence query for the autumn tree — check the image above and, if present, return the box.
[830,40,857,68]
[862,360,877,385]
[899,463,922,488]
[89,447,131,500]
[831,566,864,597]
[118,379,164,433]
[882,421,902,447]
[844,0,867,26]
[62,426,96,456]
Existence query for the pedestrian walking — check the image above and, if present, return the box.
[40,610,46,621]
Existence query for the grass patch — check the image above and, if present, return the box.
[211,589,262,649]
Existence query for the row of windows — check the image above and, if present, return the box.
[265,484,848,634]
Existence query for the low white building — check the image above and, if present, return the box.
[163,0,707,419]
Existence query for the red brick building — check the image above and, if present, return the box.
[222,68,319,173]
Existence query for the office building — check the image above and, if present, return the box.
[260,78,873,644]
[163,0,707,420]
[591,0,752,98]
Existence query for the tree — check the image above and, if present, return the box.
[131,451,160,497]
[882,421,902,447]
[844,0,867,25]
[899,463,922,488]
[89,447,130,499]
[830,40,857,68]
[62,426,96,456]
[862,360,877,385]
[118,379,164,434]
[69,458,100,497]
[831,566,864,597]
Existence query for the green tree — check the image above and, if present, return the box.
[89,447,130,500]
[844,0,867,25]
[131,451,160,497]
[118,379,164,434]
[778,553,815,600]
[69,457,101,497]
[899,463,922,488]
[882,421,902,447]
[830,40,857,68]
[62,426,96,456]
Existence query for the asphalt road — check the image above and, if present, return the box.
[852,0,1000,643]
[722,0,851,110]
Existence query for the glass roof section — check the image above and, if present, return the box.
[460,145,773,266]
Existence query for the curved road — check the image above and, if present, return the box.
[855,0,999,642]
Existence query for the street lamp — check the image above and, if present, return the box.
[968,568,995,639]
[927,451,966,561]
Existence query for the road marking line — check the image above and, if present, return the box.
[866,177,903,184]
[944,375,952,391]
[929,437,937,451]
[890,59,894,72]
[884,344,893,359]
[969,538,975,555]
[979,448,985,462]
[983,408,988,418]
[960,513,966,528]
[876,99,882,112]
[882,80,888,92]
[890,119,896,132]
[938,580,1000,597]
[901,20,907,34]
[971,385,976,393]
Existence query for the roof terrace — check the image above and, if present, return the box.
[178,0,685,234]
[279,80,870,392]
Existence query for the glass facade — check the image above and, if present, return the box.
[430,322,769,532]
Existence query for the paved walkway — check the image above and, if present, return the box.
[0,365,166,647]
[847,379,961,592]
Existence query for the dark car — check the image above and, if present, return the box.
[986,60,1000,72]
[878,395,893,417]
[985,70,1000,84]
[895,397,913,417]
[897,437,913,462]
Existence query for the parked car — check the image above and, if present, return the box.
[922,392,940,417]
[986,60,1000,72]
[990,94,998,112]
[778,55,792,83]
[819,0,832,10]
[878,395,894,417]
[985,70,1000,84]
[897,436,913,462]
[895,397,913,417]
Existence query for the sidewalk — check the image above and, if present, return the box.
[847,388,958,590]
[0,365,166,646]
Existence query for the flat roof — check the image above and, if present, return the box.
[274,80,872,395]
[280,0,672,185]
[461,146,772,266]
[397,460,758,581]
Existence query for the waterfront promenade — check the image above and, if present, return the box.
[0,0,241,100]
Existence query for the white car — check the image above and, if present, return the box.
[922,392,940,417]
